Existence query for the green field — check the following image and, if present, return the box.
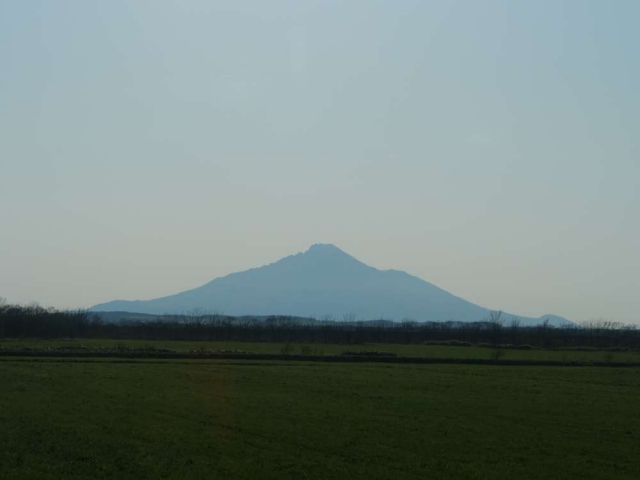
[2,338,640,363]
[1,355,639,479]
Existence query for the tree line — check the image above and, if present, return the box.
[1,300,638,350]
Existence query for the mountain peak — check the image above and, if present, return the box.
[306,243,344,254]
[303,243,364,265]
[249,244,366,274]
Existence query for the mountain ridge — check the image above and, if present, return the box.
[91,244,573,326]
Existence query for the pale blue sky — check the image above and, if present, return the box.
[1,1,638,323]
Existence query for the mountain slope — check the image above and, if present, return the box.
[91,244,572,326]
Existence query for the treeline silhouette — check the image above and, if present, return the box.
[1,300,638,350]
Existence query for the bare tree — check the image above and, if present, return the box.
[342,313,356,323]
[509,317,521,344]
[488,310,504,326]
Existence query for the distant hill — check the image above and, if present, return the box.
[91,244,573,326]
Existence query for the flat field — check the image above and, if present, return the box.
[2,338,640,363]
[1,355,639,479]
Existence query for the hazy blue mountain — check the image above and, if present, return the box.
[91,244,573,326]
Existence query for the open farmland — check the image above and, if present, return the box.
[1,356,639,479]
[2,338,640,364]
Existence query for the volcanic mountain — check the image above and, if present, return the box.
[91,244,572,326]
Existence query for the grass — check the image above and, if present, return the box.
[1,357,639,479]
[1,337,640,363]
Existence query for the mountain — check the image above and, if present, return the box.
[91,244,573,326]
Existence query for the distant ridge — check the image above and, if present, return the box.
[91,244,573,326]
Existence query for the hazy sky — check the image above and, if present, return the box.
[1,1,638,324]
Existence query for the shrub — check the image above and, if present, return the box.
[300,345,312,355]
[490,349,505,361]
[341,350,397,357]
[280,343,294,355]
